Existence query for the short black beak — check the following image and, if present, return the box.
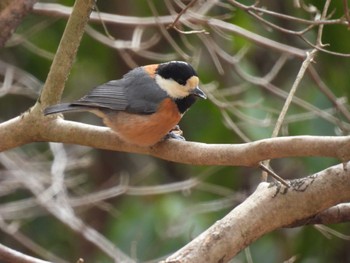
[191,86,207,99]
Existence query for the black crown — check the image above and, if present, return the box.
[156,61,198,86]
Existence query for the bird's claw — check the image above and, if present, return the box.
[165,125,186,141]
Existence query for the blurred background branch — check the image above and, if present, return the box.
[0,0,37,48]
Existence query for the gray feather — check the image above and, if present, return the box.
[44,67,169,116]
[44,103,92,115]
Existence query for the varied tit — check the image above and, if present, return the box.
[44,61,206,147]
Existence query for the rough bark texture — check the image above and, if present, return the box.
[164,163,350,262]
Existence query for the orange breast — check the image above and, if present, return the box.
[103,98,181,147]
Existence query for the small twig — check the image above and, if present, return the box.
[246,7,316,36]
[343,0,350,28]
[261,0,332,182]
[270,0,332,138]
[208,18,307,58]
[0,218,68,263]
[300,35,350,57]
[93,2,115,40]
[146,0,190,59]
[33,3,349,27]
[316,0,332,46]
[167,0,208,34]
[308,65,350,124]
[229,0,344,26]
[221,110,251,143]
[272,50,317,138]
[258,163,290,187]
[315,224,350,240]
[198,34,224,74]
[261,50,317,181]
[172,26,208,34]
[167,0,198,29]
[0,242,51,263]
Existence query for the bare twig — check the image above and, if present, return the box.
[0,152,135,263]
[262,0,331,181]
[146,0,190,60]
[167,0,208,34]
[228,0,316,36]
[271,50,317,137]
[270,0,331,138]
[33,3,307,58]
[0,242,51,263]
[343,0,350,28]
[300,35,350,57]
[308,65,350,124]
[316,0,332,46]
[167,0,197,28]
[228,0,347,26]
[258,163,290,187]
[207,18,307,58]
[315,224,350,240]
[0,218,68,263]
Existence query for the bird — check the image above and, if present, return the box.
[44,61,206,147]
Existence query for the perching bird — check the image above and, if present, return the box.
[44,61,206,147]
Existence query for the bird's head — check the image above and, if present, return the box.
[154,61,207,100]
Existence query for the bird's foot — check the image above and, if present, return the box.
[165,125,186,141]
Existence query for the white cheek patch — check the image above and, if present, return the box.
[155,75,190,99]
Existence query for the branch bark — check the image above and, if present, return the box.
[1,117,350,167]
[38,0,94,108]
[0,0,37,48]
[288,202,350,226]
[163,163,350,262]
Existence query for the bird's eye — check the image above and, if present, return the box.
[176,79,186,86]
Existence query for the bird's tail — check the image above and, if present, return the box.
[44,103,91,115]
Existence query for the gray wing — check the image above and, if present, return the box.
[45,67,168,116]
[73,80,129,111]
[43,81,128,115]
[76,68,168,114]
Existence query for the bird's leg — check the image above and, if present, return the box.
[164,125,186,141]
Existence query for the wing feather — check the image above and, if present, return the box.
[45,67,169,116]
[73,80,129,110]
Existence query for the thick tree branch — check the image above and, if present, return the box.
[1,116,349,168]
[164,163,350,262]
[43,120,350,166]
[38,0,94,108]
[288,203,350,226]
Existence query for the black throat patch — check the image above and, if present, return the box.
[175,95,197,114]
